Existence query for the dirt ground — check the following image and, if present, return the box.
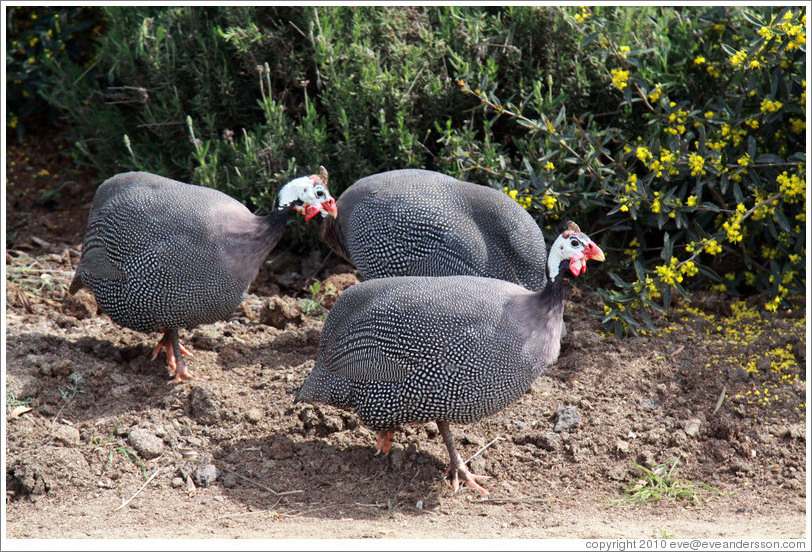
[3,132,808,543]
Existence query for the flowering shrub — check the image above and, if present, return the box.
[5,6,101,136]
[445,6,805,335]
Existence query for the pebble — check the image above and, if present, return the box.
[222,473,238,488]
[245,407,263,423]
[684,418,701,437]
[53,424,81,446]
[553,405,581,433]
[389,447,406,470]
[194,463,219,487]
[127,428,164,459]
[171,477,185,488]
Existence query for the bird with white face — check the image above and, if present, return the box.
[297,220,604,495]
[70,168,336,383]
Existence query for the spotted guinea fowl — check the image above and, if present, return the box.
[296,221,604,494]
[319,169,548,291]
[69,169,336,383]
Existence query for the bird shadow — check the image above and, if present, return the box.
[215,432,448,521]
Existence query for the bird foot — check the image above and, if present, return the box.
[166,366,205,385]
[151,334,201,384]
[374,429,396,456]
[150,337,193,362]
[443,454,490,496]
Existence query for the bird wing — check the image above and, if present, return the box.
[315,277,507,384]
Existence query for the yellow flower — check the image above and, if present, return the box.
[635,146,652,163]
[705,239,722,256]
[760,99,783,113]
[790,118,805,133]
[611,68,630,91]
[649,86,663,102]
[730,50,747,67]
[544,161,555,171]
[688,153,706,176]
[541,193,557,210]
[737,154,751,167]
[619,46,630,59]
[686,195,698,207]
[694,55,706,65]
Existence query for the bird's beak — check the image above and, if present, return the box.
[568,242,605,277]
[320,197,338,218]
[585,242,605,262]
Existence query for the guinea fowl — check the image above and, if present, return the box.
[296,221,604,494]
[69,169,336,383]
[319,169,548,291]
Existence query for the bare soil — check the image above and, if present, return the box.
[3,132,808,542]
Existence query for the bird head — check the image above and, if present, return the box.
[548,221,605,280]
[277,166,338,220]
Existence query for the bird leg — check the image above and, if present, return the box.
[374,429,396,456]
[150,329,201,384]
[437,421,490,495]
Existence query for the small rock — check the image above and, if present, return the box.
[53,424,81,447]
[553,405,581,433]
[267,438,295,460]
[171,477,185,488]
[245,407,263,424]
[389,447,406,470]
[189,386,221,425]
[128,428,164,459]
[222,473,238,488]
[62,289,98,319]
[684,418,701,437]
[615,439,630,456]
[637,450,655,468]
[321,414,344,434]
[317,273,360,309]
[299,407,320,431]
[260,295,304,329]
[777,424,805,440]
[194,463,219,487]
[728,367,750,383]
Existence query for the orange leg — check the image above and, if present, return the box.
[150,329,202,384]
[374,429,396,456]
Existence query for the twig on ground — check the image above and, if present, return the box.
[113,467,163,512]
[712,385,727,415]
[477,496,547,504]
[215,498,283,520]
[218,466,304,497]
[465,436,505,464]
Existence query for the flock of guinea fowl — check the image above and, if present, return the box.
[69,167,605,494]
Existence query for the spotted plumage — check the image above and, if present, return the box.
[70,170,335,382]
[320,169,548,291]
[297,221,605,494]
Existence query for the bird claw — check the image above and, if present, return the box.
[374,430,395,456]
[167,368,206,385]
[443,459,491,495]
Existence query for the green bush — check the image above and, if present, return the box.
[5,6,102,136]
[21,6,807,330]
[443,6,806,334]
[38,7,600,202]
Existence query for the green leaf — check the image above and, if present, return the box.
[661,232,673,261]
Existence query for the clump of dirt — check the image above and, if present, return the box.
[3,131,807,540]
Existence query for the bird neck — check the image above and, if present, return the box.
[317,214,353,264]
[219,207,292,288]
